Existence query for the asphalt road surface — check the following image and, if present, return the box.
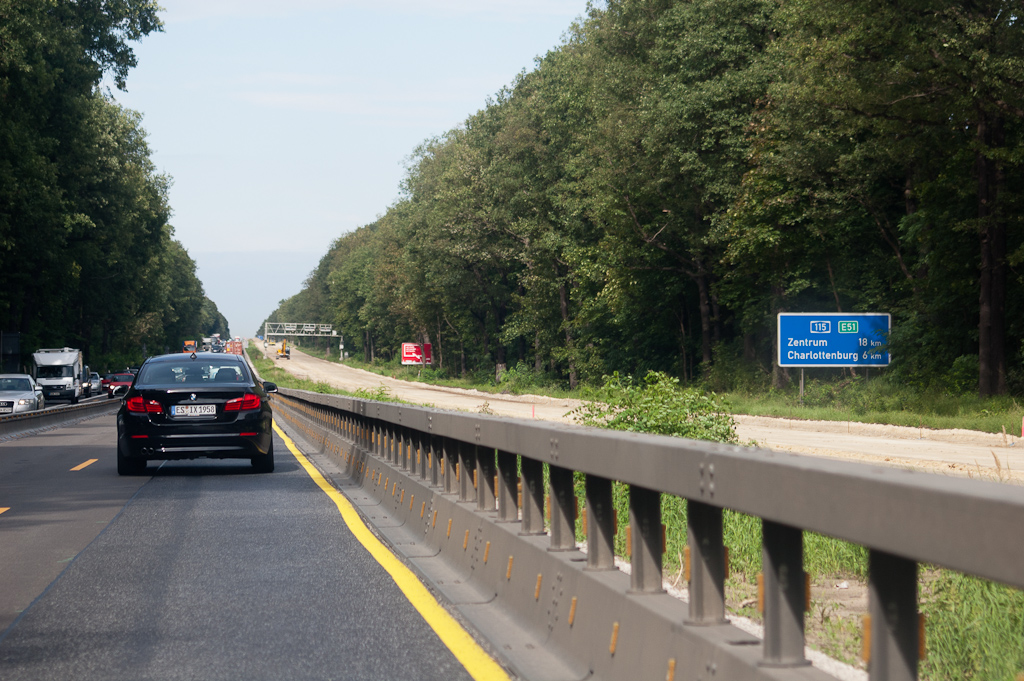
[0,413,485,680]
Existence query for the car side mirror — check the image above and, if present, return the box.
[263,382,278,393]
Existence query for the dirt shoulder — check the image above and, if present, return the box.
[260,343,1022,482]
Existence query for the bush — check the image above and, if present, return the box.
[571,371,737,443]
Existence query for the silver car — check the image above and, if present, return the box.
[89,371,102,395]
[0,374,45,414]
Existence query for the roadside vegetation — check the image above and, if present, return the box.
[0,2,230,371]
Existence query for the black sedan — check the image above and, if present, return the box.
[115,353,278,475]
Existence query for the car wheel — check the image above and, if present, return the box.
[117,448,147,476]
[251,441,275,473]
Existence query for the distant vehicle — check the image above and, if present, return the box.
[115,352,278,475]
[88,372,102,394]
[106,372,135,398]
[277,339,290,360]
[0,374,45,414]
[32,348,86,403]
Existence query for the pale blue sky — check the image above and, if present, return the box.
[112,0,589,336]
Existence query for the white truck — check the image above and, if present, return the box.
[32,348,88,403]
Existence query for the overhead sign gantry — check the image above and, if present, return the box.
[264,322,337,338]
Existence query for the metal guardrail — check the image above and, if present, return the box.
[0,398,119,440]
[267,385,1023,681]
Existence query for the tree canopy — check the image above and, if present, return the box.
[263,0,1024,396]
[0,0,226,367]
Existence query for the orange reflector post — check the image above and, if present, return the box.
[862,615,872,663]
[609,622,620,655]
[463,530,470,550]
[432,510,438,528]
[666,658,676,681]
[662,524,667,554]
[420,501,425,518]
[446,517,452,538]
[805,572,812,612]
[535,574,543,600]
[484,541,491,564]
[684,546,691,582]
[626,526,632,557]
[757,573,764,613]
[568,596,578,627]
[506,556,514,580]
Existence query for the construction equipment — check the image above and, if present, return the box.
[182,340,197,353]
[277,339,290,360]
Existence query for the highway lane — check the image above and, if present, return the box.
[0,416,495,680]
[0,413,147,633]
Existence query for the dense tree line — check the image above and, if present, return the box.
[0,0,227,367]
[264,0,1024,396]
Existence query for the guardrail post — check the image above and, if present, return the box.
[520,457,544,535]
[416,431,428,480]
[458,441,477,503]
[548,465,576,551]
[429,434,440,488]
[868,551,918,681]
[760,521,809,667]
[497,450,518,522]
[443,437,458,494]
[401,427,413,472]
[584,475,615,571]
[384,423,394,463]
[629,486,663,593]
[477,447,497,512]
[686,500,727,625]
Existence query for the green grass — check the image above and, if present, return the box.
[721,375,1024,436]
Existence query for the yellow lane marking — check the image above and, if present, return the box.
[0,508,9,515]
[273,421,509,681]
[70,459,99,471]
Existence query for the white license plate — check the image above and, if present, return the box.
[0,408,11,414]
[172,404,216,417]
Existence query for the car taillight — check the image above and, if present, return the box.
[126,397,163,413]
[225,393,261,411]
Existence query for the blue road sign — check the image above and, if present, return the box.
[778,313,890,367]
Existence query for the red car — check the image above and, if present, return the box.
[106,372,135,398]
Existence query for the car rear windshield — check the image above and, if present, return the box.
[136,361,251,386]
[111,373,135,382]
